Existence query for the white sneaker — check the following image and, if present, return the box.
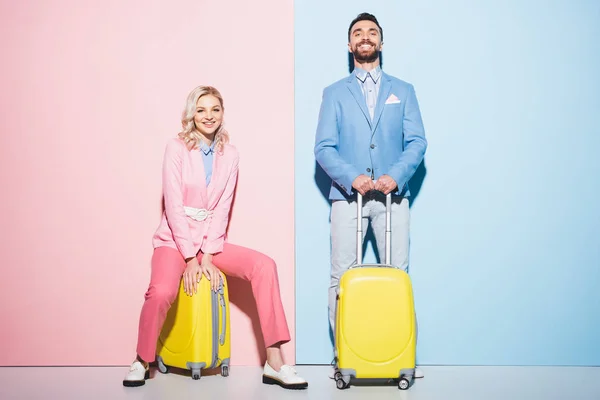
[262,362,308,390]
[414,367,424,378]
[122,360,149,387]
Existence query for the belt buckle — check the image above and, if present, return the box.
[184,206,209,222]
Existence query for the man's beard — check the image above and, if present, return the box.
[352,41,379,63]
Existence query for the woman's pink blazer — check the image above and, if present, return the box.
[152,137,239,258]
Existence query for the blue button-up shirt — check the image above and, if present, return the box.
[199,140,215,186]
[354,65,382,121]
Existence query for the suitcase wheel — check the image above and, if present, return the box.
[157,357,169,374]
[335,375,350,390]
[221,365,229,377]
[192,369,201,380]
[398,377,410,390]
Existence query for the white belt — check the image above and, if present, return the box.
[183,206,213,222]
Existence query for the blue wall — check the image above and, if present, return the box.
[294,0,600,365]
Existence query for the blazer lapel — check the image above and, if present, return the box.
[371,73,392,134]
[346,75,372,129]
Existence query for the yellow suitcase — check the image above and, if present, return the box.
[334,192,416,391]
[156,271,231,380]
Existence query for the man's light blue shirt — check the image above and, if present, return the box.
[354,65,382,120]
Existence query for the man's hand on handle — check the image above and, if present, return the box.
[374,174,397,195]
[353,174,397,195]
[352,174,375,195]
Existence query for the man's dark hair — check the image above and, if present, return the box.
[348,13,383,42]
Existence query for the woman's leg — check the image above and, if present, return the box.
[201,243,291,367]
[124,246,186,386]
[136,246,187,363]
[204,243,307,389]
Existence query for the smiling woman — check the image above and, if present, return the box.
[0,0,297,376]
[178,86,229,154]
[122,86,308,390]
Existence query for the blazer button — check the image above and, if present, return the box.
[370,144,375,149]
[366,168,371,173]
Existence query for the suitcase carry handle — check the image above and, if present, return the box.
[355,189,392,266]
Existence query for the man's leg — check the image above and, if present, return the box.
[329,199,369,333]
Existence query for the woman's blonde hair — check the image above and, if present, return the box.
[178,86,230,152]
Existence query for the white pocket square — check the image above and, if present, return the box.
[385,94,401,104]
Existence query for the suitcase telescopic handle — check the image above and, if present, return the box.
[356,190,392,266]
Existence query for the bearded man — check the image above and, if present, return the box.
[313,12,428,379]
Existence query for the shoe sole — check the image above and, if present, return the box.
[123,370,150,387]
[262,375,308,390]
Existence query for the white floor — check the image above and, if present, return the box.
[1,365,599,400]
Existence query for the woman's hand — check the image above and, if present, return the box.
[201,254,222,292]
[183,257,202,296]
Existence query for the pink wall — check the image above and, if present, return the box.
[0,0,295,366]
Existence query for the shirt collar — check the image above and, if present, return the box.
[199,140,215,155]
[355,65,382,84]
